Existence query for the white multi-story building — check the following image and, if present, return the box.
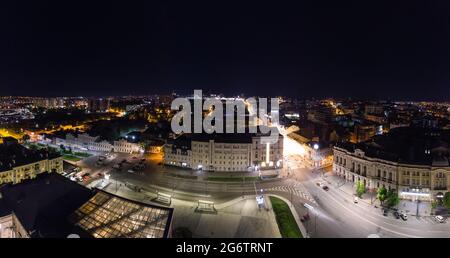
[55,133,142,154]
[333,127,450,202]
[164,133,283,172]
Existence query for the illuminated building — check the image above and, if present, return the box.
[164,132,283,171]
[0,142,63,185]
[333,127,450,201]
[287,131,333,169]
[55,133,143,154]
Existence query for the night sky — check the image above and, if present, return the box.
[0,1,449,100]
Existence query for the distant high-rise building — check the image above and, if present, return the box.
[88,98,110,112]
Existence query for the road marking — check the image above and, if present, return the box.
[265,184,317,204]
[322,188,421,238]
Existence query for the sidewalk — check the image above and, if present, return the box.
[324,173,432,217]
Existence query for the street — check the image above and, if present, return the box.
[68,150,450,238]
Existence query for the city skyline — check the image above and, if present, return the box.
[1,0,450,244]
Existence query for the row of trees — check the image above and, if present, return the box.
[355,181,399,208]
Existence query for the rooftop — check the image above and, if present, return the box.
[0,143,61,173]
[69,190,173,238]
[0,172,94,237]
[0,173,173,238]
[336,127,450,166]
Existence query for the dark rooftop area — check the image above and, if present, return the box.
[0,172,94,238]
[0,173,174,238]
[0,143,61,173]
[336,127,450,166]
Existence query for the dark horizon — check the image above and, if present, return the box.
[0,1,449,101]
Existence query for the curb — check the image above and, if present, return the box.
[266,194,309,238]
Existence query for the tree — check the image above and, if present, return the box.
[355,181,365,198]
[386,190,399,208]
[431,200,438,210]
[443,192,450,209]
[377,186,388,204]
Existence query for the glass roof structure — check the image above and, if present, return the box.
[70,191,173,238]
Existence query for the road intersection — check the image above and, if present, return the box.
[72,151,450,238]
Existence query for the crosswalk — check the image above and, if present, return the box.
[415,216,441,224]
[265,182,317,205]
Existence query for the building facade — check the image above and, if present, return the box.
[333,144,450,202]
[55,133,143,154]
[288,132,333,169]
[164,133,284,172]
[0,144,63,185]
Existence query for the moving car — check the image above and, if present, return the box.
[353,197,359,204]
[393,211,400,219]
[322,185,329,191]
[300,213,310,222]
[435,215,446,223]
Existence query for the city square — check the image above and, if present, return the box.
[0,1,449,251]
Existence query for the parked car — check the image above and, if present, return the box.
[353,197,359,204]
[322,185,329,191]
[400,212,408,221]
[382,209,388,216]
[393,211,400,219]
[435,215,446,223]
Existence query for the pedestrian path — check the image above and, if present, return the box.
[265,182,317,205]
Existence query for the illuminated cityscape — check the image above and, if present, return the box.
[0,1,449,248]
